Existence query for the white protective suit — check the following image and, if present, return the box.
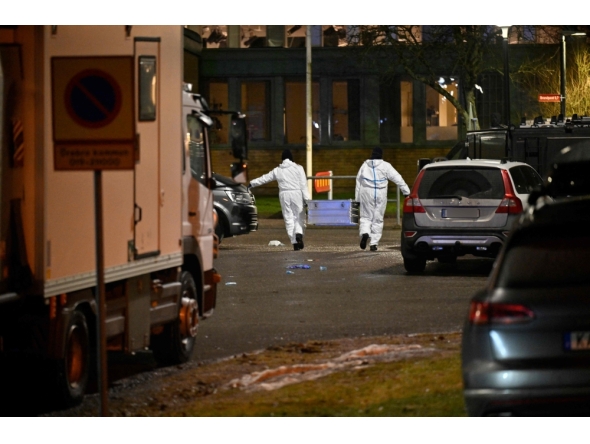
[355,159,411,246]
[250,159,311,244]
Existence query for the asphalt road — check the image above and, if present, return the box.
[33,217,492,416]
[193,218,493,363]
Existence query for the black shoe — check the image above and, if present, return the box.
[370,245,378,251]
[360,233,369,250]
[293,243,300,251]
[296,233,304,250]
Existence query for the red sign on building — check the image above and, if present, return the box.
[538,94,561,103]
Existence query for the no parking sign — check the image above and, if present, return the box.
[52,56,135,170]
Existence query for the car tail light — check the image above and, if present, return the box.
[403,197,426,213]
[469,301,534,325]
[403,171,426,214]
[495,170,523,214]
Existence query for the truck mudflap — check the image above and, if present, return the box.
[202,268,221,318]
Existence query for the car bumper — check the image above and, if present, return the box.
[464,385,590,416]
[402,229,507,259]
[462,359,590,416]
[228,204,258,236]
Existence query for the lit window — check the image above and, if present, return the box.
[426,79,458,141]
[379,79,413,143]
[400,80,413,143]
[285,81,320,144]
[203,26,228,48]
[240,26,266,48]
[332,80,360,142]
[241,81,270,142]
[322,26,348,47]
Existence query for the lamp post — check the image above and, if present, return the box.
[560,30,586,118]
[498,25,511,126]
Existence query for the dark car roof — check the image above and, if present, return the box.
[520,197,590,230]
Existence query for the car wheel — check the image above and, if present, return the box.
[215,211,228,243]
[215,219,225,243]
[404,257,426,273]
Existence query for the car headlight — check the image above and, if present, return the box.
[225,191,252,204]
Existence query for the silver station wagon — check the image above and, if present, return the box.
[401,159,543,273]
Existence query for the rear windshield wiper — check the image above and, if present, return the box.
[432,194,464,200]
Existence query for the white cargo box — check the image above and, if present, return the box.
[307,200,359,226]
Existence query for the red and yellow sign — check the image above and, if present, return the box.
[538,94,561,103]
[51,56,135,170]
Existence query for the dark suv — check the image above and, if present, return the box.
[461,142,590,416]
[213,173,258,242]
[401,159,543,273]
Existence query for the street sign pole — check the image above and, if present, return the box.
[93,170,108,416]
[52,56,136,417]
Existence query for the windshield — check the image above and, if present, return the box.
[187,114,208,185]
[497,231,590,288]
[418,167,504,199]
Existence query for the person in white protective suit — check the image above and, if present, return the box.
[249,149,311,251]
[355,147,411,251]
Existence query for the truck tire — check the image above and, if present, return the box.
[152,271,199,365]
[55,310,90,408]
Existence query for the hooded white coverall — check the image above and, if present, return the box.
[355,159,411,246]
[250,159,311,244]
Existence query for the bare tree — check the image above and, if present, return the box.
[346,25,502,132]
[512,35,590,120]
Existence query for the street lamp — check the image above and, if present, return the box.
[498,25,511,126]
[560,29,586,118]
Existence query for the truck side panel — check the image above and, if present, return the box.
[42,26,183,296]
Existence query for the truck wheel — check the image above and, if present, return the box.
[404,257,426,274]
[55,310,90,408]
[152,271,199,365]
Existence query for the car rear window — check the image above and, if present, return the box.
[497,231,590,288]
[509,165,543,195]
[418,167,504,199]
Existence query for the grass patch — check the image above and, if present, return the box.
[182,354,464,417]
[122,333,467,417]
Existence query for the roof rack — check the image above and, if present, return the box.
[517,113,590,129]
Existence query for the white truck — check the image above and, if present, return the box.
[0,25,224,407]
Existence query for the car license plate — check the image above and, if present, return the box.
[564,332,590,351]
[441,208,480,218]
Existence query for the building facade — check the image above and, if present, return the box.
[186,25,562,194]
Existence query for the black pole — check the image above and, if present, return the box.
[94,170,109,417]
[560,34,567,117]
[502,36,511,126]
